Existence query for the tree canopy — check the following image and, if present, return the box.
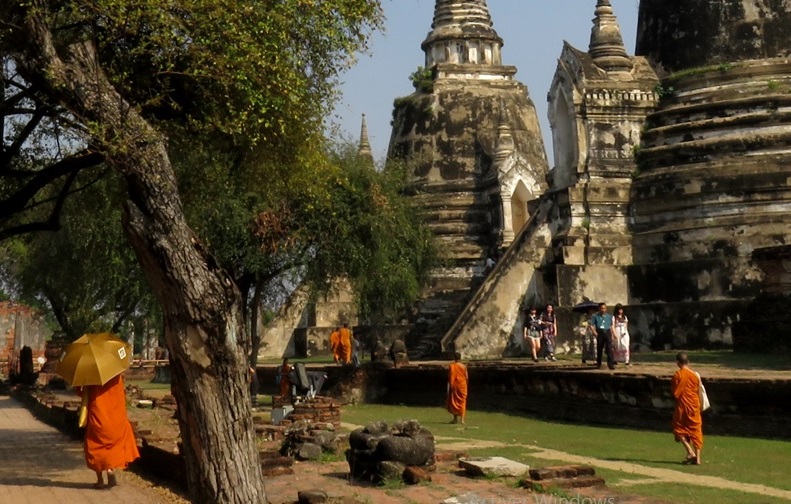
[1,1,386,501]
[1,0,383,238]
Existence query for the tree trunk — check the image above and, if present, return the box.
[14,7,267,503]
[249,277,265,368]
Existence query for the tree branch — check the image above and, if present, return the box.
[0,149,103,222]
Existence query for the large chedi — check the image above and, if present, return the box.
[388,0,549,357]
[629,0,791,347]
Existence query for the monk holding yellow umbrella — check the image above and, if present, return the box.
[57,333,140,489]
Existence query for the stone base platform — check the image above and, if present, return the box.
[258,359,791,440]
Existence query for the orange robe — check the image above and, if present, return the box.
[671,366,703,449]
[330,330,341,362]
[339,327,352,364]
[279,364,292,398]
[446,362,468,417]
[78,375,140,472]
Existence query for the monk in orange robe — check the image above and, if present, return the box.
[278,357,293,398]
[446,352,468,424]
[75,374,140,488]
[330,327,341,363]
[339,323,353,364]
[671,352,703,465]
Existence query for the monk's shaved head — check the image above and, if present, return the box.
[676,352,689,365]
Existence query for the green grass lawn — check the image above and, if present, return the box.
[342,404,791,504]
[625,350,791,370]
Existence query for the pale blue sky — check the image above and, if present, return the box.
[334,0,640,165]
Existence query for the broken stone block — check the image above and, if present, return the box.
[521,475,605,490]
[375,460,406,483]
[443,493,484,504]
[458,456,530,478]
[374,433,434,466]
[529,464,595,481]
[434,450,468,462]
[403,466,431,485]
[297,490,328,503]
[296,442,322,461]
[349,429,388,451]
[364,420,388,434]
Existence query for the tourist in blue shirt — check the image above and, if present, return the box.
[590,302,616,370]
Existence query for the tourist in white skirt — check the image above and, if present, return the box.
[613,304,630,365]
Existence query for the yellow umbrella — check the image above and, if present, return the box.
[56,333,132,387]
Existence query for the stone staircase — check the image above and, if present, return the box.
[405,181,494,359]
[439,196,556,358]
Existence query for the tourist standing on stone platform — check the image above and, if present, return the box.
[75,375,140,489]
[540,304,557,361]
[524,307,542,362]
[590,303,616,370]
[447,353,468,424]
[672,352,703,465]
[339,323,353,364]
[613,304,631,365]
[330,327,341,364]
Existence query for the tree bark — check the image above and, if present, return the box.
[12,5,266,503]
[249,277,265,368]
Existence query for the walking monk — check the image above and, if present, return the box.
[671,352,703,465]
[339,323,353,364]
[446,353,468,424]
[76,374,139,488]
[330,327,342,363]
[278,357,293,399]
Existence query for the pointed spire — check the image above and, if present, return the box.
[589,0,633,73]
[358,114,374,166]
[422,0,504,68]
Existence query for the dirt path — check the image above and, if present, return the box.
[0,396,185,504]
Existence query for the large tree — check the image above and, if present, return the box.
[0,1,382,502]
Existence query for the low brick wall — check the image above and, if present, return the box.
[259,362,791,440]
[11,388,82,439]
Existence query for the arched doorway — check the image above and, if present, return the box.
[510,180,530,235]
[550,90,577,188]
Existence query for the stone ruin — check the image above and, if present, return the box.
[272,395,341,428]
[390,0,791,359]
[279,419,344,463]
[346,420,435,485]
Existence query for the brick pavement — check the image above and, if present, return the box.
[0,396,164,504]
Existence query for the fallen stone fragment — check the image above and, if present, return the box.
[297,490,328,503]
[443,493,484,504]
[458,456,530,478]
[403,465,431,485]
[296,442,322,461]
